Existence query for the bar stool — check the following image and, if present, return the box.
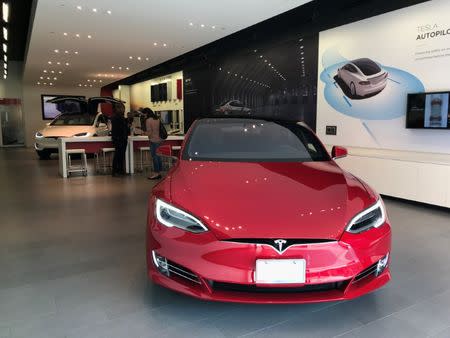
[137,146,151,172]
[66,149,88,177]
[95,147,115,174]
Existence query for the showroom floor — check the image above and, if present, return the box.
[0,148,450,338]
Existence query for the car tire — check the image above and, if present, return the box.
[350,82,356,97]
[36,150,51,160]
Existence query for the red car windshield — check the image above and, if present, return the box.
[183,118,330,162]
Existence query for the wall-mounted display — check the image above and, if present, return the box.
[406,92,450,129]
[41,95,86,120]
[150,82,171,102]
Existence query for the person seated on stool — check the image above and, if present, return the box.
[111,103,128,177]
[143,108,162,180]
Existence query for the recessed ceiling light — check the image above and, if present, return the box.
[56,62,60,65]
[78,84,82,86]
[53,77,57,80]
[129,56,133,59]
[93,79,96,82]
[65,62,69,66]
[163,43,167,47]
[200,24,205,28]
[137,56,141,60]
[3,54,6,62]
[212,26,215,29]
[189,22,193,26]
[3,27,7,40]
[43,82,46,85]
[74,51,79,54]
[46,76,50,80]
[126,67,129,70]
[58,71,62,74]
[111,66,115,69]
[107,10,112,14]
[300,45,304,49]
[2,43,6,53]
[89,84,92,87]
[75,34,80,38]
[3,3,9,23]
[54,49,59,53]
[43,70,47,73]
[76,5,82,10]
[64,50,68,54]
[153,42,157,46]
[118,66,122,70]
[51,70,54,73]
[87,35,92,39]
[39,76,43,79]
[92,8,97,12]
[87,79,90,82]
[259,55,263,58]
[99,80,102,83]
[84,84,87,87]
[48,61,52,64]
[37,82,40,85]
[145,57,149,61]
[63,32,68,36]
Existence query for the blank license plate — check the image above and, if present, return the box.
[255,259,306,284]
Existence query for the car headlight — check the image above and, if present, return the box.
[156,199,208,233]
[73,132,89,137]
[346,198,386,234]
[35,131,44,138]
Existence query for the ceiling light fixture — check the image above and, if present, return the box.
[118,66,122,70]
[2,43,6,53]
[51,70,54,73]
[74,51,79,54]
[145,57,149,61]
[56,62,60,65]
[63,32,68,36]
[65,62,69,66]
[58,71,62,74]
[189,22,193,26]
[212,26,216,29]
[111,66,115,69]
[3,27,7,40]
[200,24,205,28]
[153,42,157,46]
[126,67,129,70]
[43,70,47,73]
[64,50,68,54]
[47,61,52,64]
[76,5,82,10]
[39,76,43,79]
[137,56,141,60]
[163,43,167,47]
[107,10,112,14]
[3,54,6,62]
[92,8,97,12]
[2,2,8,23]
[53,77,57,80]
[75,33,80,38]
[129,56,133,59]
[87,35,92,39]
[54,49,59,53]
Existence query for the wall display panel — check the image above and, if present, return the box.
[185,33,318,130]
[317,0,450,153]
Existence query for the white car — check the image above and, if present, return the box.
[337,58,388,98]
[34,96,121,159]
[216,100,251,115]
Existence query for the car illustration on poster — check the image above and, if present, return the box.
[336,58,388,99]
[147,117,391,303]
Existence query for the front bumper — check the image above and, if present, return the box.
[34,137,58,151]
[147,220,391,304]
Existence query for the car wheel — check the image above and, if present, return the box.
[36,150,51,160]
[350,82,357,97]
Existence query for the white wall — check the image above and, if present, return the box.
[22,84,99,147]
[317,0,450,207]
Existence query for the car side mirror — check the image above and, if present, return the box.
[331,146,347,160]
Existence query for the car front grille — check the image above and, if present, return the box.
[222,238,336,252]
[210,280,348,294]
[353,262,378,283]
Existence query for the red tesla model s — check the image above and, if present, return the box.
[146,118,391,303]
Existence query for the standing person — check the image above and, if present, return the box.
[110,103,128,177]
[143,108,162,180]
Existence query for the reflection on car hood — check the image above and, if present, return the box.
[170,161,375,240]
[39,125,95,137]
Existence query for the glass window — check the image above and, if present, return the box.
[51,113,96,126]
[352,58,381,76]
[183,118,330,162]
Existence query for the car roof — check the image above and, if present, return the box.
[197,116,313,131]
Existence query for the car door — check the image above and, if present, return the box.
[45,97,88,114]
[87,97,125,115]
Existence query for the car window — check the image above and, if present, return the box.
[352,58,382,76]
[183,119,330,162]
[231,101,243,107]
[51,113,96,126]
[347,65,358,73]
[97,114,107,125]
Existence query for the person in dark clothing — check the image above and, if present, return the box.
[110,103,128,176]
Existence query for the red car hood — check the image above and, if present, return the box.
[169,161,375,240]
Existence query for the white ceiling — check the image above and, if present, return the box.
[24,0,311,88]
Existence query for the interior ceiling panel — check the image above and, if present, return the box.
[23,0,312,87]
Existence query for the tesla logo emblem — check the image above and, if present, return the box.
[274,239,287,254]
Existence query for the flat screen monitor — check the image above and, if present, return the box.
[160,111,171,124]
[41,95,85,120]
[159,83,167,101]
[406,92,450,129]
